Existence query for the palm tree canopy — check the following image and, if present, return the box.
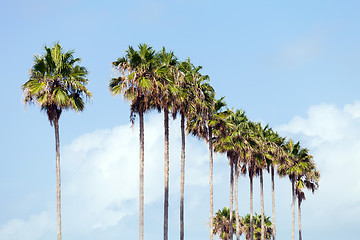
[110,44,159,123]
[22,42,91,125]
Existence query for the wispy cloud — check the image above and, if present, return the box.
[273,30,324,68]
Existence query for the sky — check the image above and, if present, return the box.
[1,0,360,239]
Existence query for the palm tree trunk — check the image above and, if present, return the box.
[54,119,62,240]
[164,108,170,240]
[230,162,234,240]
[139,111,144,240]
[209,127,214,240]
[180,114,185,240]
[249,173,254,240]
[298,199,302,240]
[260,170,265,240]
[234,162,240,240]
[291,177,295,240]
[271,166,276,240]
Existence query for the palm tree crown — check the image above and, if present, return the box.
[22,42,91,124]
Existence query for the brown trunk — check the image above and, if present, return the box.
[163,108,169,240]
[234,162,240,240]
[291,178,295,240]
[260,170,265,240]
[139,111,144,240]
[54,119,62,240]
[229,162,234,240]
[180,114,185,240]
[209,127,214,240]
[249,173,254,240]
[271,166,276,240]
[298,198,302,240]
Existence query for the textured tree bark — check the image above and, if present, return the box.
[292,178,295,240]
[139,111,144,240]
[234,163,240,240]
[180,114,185,240]
[249,173,254,240]
[271,166,276,240]
[54,119,62,240]
[209,127,214,240]
[298,199,302,240]
[260,170,265,240]
[164,108,169,240]
[229,163,234,240]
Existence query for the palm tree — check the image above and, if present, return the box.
[212,109,250,240]
[110,44,158,240]
[187,81,224,240]
[155,47,178,240]
[212,207,237,240]
[22,43,91,240]
[242,213,273,240]
[266,130,285,240]
[252,124,284,240]
[173,59,204,240]
[296,160,320,240]
[248,122,268,240]
[278,140,313,240]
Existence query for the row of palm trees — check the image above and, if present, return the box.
[21,42,320,240]
[109,44,320,240]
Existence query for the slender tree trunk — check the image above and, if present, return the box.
[260,170,265,240]
[298,199,302,240]
[271,166,276,240]
[230,162,234,240]
[209,127,214,240]
[180,114,185,240]
[54,119,62,240]
[139,111,144,240]
[234,162,240,240]
[291,178,295,240]
[164,108,170,240]
[249,173,254,240]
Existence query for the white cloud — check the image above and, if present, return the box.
[0,212,54,240]
[8,102,360,239]
[0,113,212,239]
[60,113,210,233]
[276,101,360,227]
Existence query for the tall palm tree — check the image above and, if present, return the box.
[212,109,250,240]
[266,130,285,240]
[278,140,313,240]
[187,84,224,240]
[155,47,178,240]
[252,124,284,240]
[248,122,268,240]
[296,161,320,240]
[110,44,158,240]
[22,43,91,240]
[173,59,204,240]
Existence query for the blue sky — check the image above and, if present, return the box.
[1,0,360,239]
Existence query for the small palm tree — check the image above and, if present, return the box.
[242,213,272,240]
[213,207,237,240]
[22,42,91,240]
